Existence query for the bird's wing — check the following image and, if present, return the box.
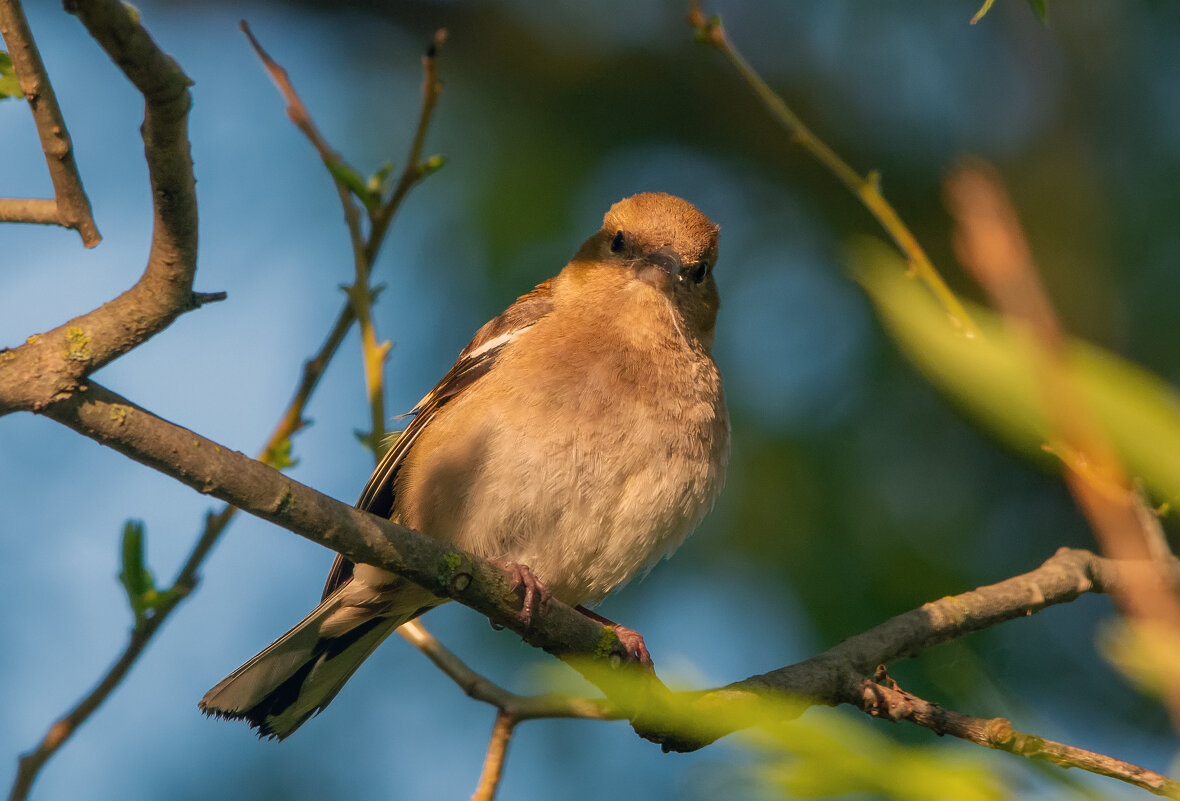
[321,279,556,600]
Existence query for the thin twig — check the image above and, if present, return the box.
[240,21,387,451]
[0,0,100,245]
[399,621,620,722]
[241,22,447,457]
[471,711,517,801]
[945,160,1180,726]
[857,670,1180,799]
[685,3,974,335]
[366,29,447,265]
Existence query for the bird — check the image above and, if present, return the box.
[199,191,730,739]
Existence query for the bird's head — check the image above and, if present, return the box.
[575,192,721,346]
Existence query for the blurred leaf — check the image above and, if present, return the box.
[970,0,997,25]
[970,0,1046,25]
[852,239,1180,506]
[0,52,22,100]
[757,708,1006,801]
[118,520,157,625]
[1097,619,1180,701]
[325,158,378,212]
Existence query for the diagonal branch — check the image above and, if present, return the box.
[0,0,101,245]
[398,621,620,723]
[240,22,446,457]
[0,0,205,415]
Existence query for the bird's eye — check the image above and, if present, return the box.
[691,262,709,283]
[610,230,625,253]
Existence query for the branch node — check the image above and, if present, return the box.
[191,290,228,307]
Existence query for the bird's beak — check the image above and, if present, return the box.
[634,246,683,289]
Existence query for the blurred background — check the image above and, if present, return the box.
[2,0,1178,798]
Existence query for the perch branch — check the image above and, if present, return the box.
[0,0,100,245]
[31,374,1180,796]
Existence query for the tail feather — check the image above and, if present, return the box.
[200,581,438,740]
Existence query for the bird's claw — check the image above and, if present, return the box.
[574,605,654,668]
[607,623,652,667]
[491,559,551,627]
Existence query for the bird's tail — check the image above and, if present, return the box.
[199,580,439,740]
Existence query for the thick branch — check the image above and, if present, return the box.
[0,0,101,245]
[0,0,200,415]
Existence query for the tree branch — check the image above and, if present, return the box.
[857,668,1180,799]
[471,711,516,801]
[0,0,201,415]
[651,547,1177,752]
[0,0,101,245]
[398,621,620,723]
[32,375,1180,795]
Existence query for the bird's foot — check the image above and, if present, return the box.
[575,606,653,667]
[490,559,552,627]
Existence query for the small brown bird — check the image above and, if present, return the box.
[200,192,729,739]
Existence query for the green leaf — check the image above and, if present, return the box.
[263,436,298,470]
[1027,0,1048,23]
[419,154,447,178]
[118,520,156,624]
[852,238,1180,505]
[0,52,23,101]
[325,158,378,212]
[367,161,395,195]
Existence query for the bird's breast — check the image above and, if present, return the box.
[396,296,729,606]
